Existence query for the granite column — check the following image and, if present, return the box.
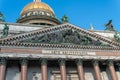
[0,58,7,80]
[76,59,85,80]
[41,58,48,80]
[93,60,102,80]
[108,60,118,80]
[59,59,67,80]
[21,58,28,80]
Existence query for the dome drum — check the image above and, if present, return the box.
[17,1,60,26]
[20,9,55,19]
[17,15,60,26]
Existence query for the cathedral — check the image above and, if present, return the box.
[0,0,120,80]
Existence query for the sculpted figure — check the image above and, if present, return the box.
[114,32,120,42]
[61,15,68,23]
[105,20,115,31]
[3,24,9,37]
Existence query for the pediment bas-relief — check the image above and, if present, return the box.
[21,29,110,46]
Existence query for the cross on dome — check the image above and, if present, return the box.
[34,0,41,2]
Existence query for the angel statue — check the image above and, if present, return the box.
[105,20,116,31]
[61,15,69,23]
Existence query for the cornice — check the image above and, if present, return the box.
[1,43,120,51]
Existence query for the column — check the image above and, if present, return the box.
[20,58,28,80]
[108,60,118,80]
[59,59,67,80]
[41,58,48,80]
[0,58,7,80]
[115,63,120,79]
[76,59,85,80]
[93,60,102,80]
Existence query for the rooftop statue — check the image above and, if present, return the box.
[2,24,9,37]
[89,24,94,30]
[105,20,116,31]
[61,15,68,23]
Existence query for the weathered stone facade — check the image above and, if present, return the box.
[0,0,120,80]
[0,22,120,80]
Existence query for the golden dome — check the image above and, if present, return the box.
[21,1,54,15]
[17,0,60,26]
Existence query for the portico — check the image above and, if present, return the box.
[0,56,119,80]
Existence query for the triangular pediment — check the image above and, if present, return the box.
[0,23,120,47]
[21,28,109,46]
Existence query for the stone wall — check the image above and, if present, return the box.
[6,66,20,80]
[28,67,41,80]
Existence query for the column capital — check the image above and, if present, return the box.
[92,60,102,80]
[20,57,28,65]
[40,58,47,65]
[116,62,120,66]
[107,60,114,66]
[58,58,66,66]
[75,59,83,65]
[108,60,118,80]
[92,60,99,66]
[0,57,7,65]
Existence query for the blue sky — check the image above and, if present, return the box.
[0,0,120,31]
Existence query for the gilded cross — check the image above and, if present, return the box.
[34,0,41,2]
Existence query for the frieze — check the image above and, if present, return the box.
[42,49,96,56]
[0,53,120,60]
